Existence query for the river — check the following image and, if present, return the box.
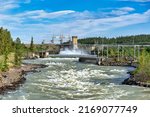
[1,58,150,100]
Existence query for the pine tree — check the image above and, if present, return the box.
[14,37,22,66]
[30,37,34,52]
[0,28,12,70]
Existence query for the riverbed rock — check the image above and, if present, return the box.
[122,77,138,85]
[122,72,150,88]
[0,64,47,94]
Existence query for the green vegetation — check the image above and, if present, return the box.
[78,34,150,45]
[0,27,13,71]
[79,35,150,80]
[0,27,59,71]
[14,38,23,66]
[135,49,150,81]
[0,27,25,71]
[78,35,150,61]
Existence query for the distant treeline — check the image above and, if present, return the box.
[78,35,150,45]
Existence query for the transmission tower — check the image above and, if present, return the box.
[60,34,65,44]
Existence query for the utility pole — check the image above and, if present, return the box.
[51,34,55,44]
[138,45,140,61]
[60,34,65,45]
[101,38,104,58]
[107,45,109,58]
[68,35,72,45]
[134,45,136,60]
[118,45,120,61]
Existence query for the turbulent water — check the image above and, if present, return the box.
[1,58,150,100]
[59,48,88,55]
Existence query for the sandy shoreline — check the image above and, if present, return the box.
[0,63,47,94]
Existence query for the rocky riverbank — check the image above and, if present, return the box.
[122,72,150,88]
[79,57,150,87]
[0,64,47,94]
[97,58,150,88]
[96,58,150,88]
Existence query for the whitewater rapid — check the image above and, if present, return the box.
[1,58,150,100]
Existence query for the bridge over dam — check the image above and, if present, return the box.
[48,54,137,66]
[49,54,99,64]
[49,54,97,58]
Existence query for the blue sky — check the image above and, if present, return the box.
[0,0,150,43]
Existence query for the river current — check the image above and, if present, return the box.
[1,58,150,100]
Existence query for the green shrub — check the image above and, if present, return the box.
[135,50,150,77]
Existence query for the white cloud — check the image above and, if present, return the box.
[0,1,19,11]
[144,9,150,14]
[0,0,31,12]
[120,0,150,2]
[110,7,135,15]
[16,10,75,19]
[0,10,76,28]
[48,10,149,37]
[118,7,135,11]
[0,6,150,43]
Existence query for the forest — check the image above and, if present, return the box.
[0,27,58,72]
[78,35,150,45]
[0,27,24,71]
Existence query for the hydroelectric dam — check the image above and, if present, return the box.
[1,36,150,100]
[46,36,149,66]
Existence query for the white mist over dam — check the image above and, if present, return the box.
[59,36,89,55]
[59,48,88,55]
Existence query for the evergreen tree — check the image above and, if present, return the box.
[30,37,34,52]
[0,28,13,70]
[14,37,22,66]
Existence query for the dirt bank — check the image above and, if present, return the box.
[0,64,47,94]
